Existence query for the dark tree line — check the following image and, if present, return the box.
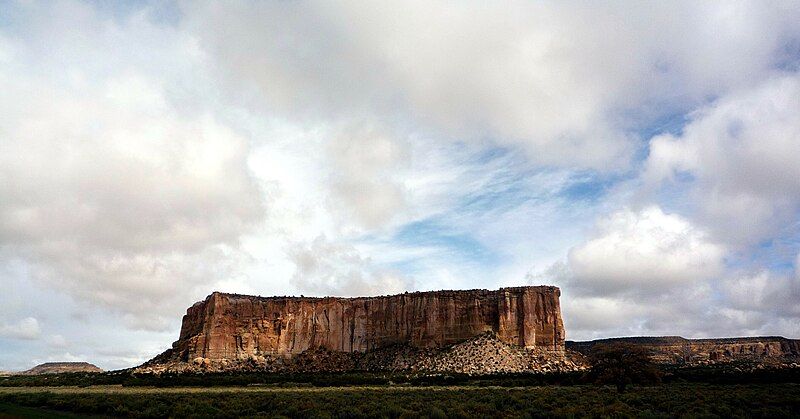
[587,343,662,392]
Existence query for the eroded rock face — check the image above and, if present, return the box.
[161,286,565,363]
[567,336,800,365]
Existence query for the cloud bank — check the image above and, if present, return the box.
[1,0,799,370]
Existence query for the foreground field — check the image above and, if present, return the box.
[0,383,798,418]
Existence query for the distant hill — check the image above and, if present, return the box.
[21,362,103,375]
[566,336,800,365]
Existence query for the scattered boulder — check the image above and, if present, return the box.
[135,332,588,375]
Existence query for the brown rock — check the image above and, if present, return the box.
[153,286,565,365]
[21,362,103,375]
[566,336,800,365]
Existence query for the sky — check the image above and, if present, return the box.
[1,0,800,371]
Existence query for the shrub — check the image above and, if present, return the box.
[587,343,662,393]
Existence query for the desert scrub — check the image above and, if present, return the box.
[0,383,798,418]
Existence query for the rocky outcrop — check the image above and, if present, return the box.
[141,286,566,373]
[140,332,585,376]
[567,336,800,366]
[410,332,586,375]
[21,362,103,375]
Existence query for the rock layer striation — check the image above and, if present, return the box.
[161,286,565,363]
[567,336,800,365]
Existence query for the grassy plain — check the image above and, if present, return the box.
[0,383,799,418]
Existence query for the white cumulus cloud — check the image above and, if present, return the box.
[0,317,41,340]
[0,2,264,328]
[288,235,413,297]
[566,206,725,296]
[646,74,800,245]
[185,1,800,171]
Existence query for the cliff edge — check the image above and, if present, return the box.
[140,286,573,374]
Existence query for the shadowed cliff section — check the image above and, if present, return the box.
[567,336,800,365]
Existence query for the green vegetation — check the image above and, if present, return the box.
[0,371,587,388]
[2,365,799,388]
[2,366,798,417]
[0,383,798,418]
[0,401,86,418]
[586,343,662,392]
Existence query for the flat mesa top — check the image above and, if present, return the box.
[195,285,561,305]
[567,336,797,344]
[33,362,96,367]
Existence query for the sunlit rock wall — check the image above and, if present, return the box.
[172,286,565,361]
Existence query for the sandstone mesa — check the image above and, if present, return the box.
[139,286,579,374]
[567,336,800,366]
[138,285,800,375]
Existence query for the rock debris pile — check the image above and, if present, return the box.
[416,333,585,374]
[136,332,587,375]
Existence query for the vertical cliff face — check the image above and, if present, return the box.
[170,286,565,361]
